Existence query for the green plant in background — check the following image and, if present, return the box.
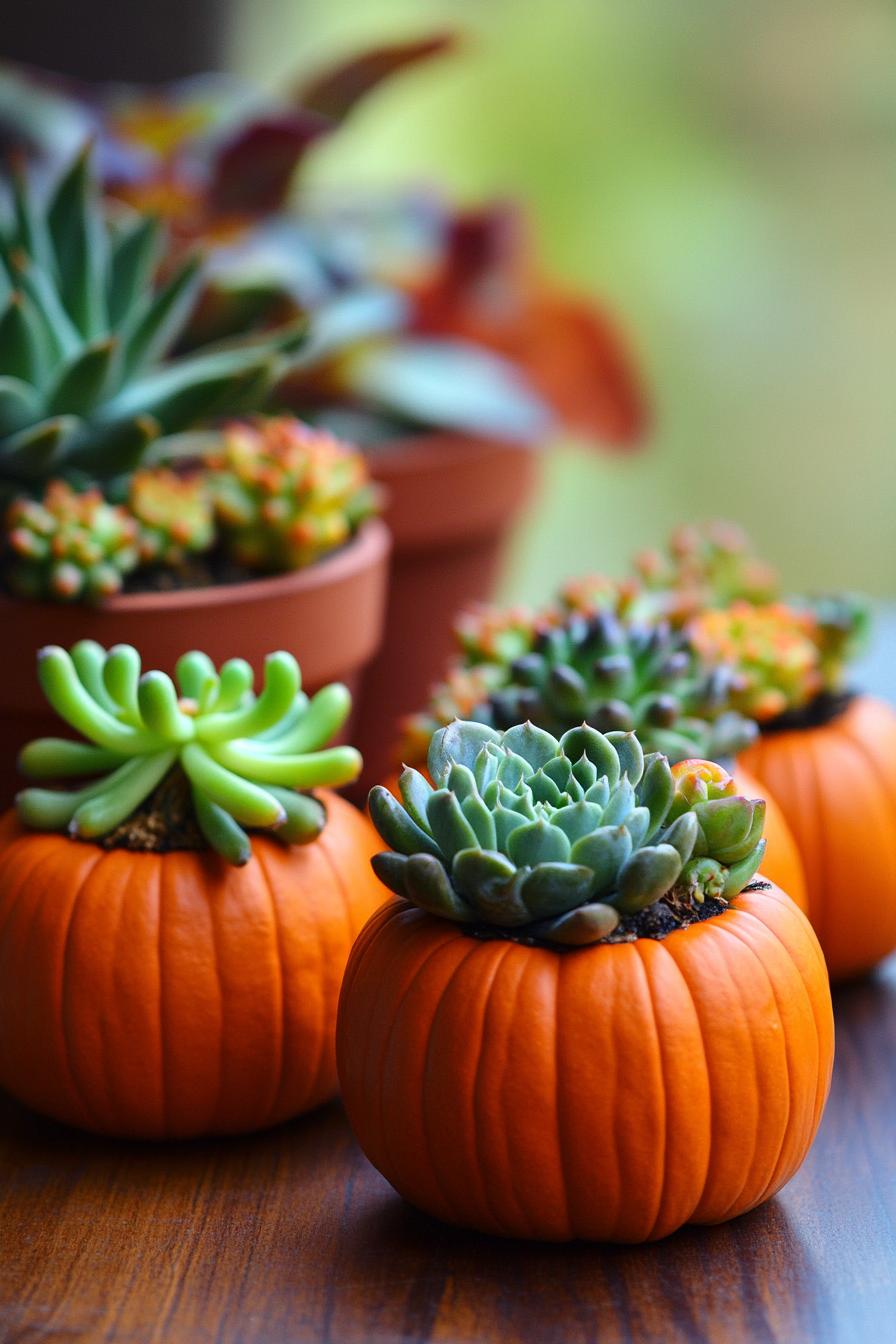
[632,521,780,624]
[368,720,766,946]
[205,417,377,572]
[403,608,757,768]
[16,643,362,863]
[128,468,215,568]
[4,481,140,600]
[0,151,304,508]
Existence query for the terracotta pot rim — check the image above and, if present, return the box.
[368,431,536,478]
[0,518,391,617]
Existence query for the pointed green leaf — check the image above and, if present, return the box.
[371,850,410,897]
[560,725,620,788]
[427,720,501,786]
[500,722,560,771]
[507,817,570,868]
[47,338,116,416]
[0,375,40,436]
[367,785,440,857]
[397,766,434,832]
[528,900,620,946]
[120,255,202,377]
[614,844,683,914]
[405,853,471,921]
[107,215,163,328]
[519,862,596,919]
[426,788,480,863]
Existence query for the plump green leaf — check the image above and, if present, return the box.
[500,722,560,771]
[570,825,632,894]
[519,863,596,919]
[368,785,441,857]
[405,853,472,921]
[550,799,605,844]
[428,720,501,786]
[528,901,620,946]
[507,817,571,868]
[371,851,410,897]
[560,725,620,788]
[614,844,683,914]
[426,788,480,862]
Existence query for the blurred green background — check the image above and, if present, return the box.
[232,0,896,602]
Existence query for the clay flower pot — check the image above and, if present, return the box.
[351,434,538,793]
[0,519,390,806]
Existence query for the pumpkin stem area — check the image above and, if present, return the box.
[759,689,854,736]
[94,767,206,854]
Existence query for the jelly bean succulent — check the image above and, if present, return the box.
[635,521,780,624]
[368,721,766,947]
[4,481,140,600]
[128,468,214,568]
[402,609,757,768]
[0,151,304,507]
[16,643,362,864]
[205,417,376,572]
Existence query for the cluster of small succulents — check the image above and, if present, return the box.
[634,521,780,624]
[205,418,376,573]
[17,643,362,863]
[0,155,377,604]
[402,607,757,767]
[369,720,766,946]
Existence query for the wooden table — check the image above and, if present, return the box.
[2,617,895,1344]
[0,960,893,1344]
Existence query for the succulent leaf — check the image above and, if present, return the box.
[370,722,766,946]
[16,643,359,862]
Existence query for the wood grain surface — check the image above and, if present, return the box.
[0,958,893,1344]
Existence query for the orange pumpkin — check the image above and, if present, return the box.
[0,792,384,1139]
[382,766,809,915]
[739,695,896,981]
[338,882,833,1243]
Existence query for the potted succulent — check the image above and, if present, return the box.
[0,156,390,800]
[0,642,384,1138]
[393,598,808,907]
[691,597,896,981]
[0,39,647,789]
[338,720,833,1242]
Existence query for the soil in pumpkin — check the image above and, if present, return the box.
[467,880,772,951]
[96,768,206,853]
[760,689,854,735]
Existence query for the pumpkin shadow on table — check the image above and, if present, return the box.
[325,1184,832,1343]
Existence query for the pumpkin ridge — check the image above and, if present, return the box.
[154,857,169,1136]
[91,849,133,1132]
[632,940,671,1242]
[297,842,334,1115]
[730,898,831,1134]
[503,947,558,1238]
[59,845,109,1133]
[204,856,233,1133]
[252,844,289,1128]
[702,916,791,1218]
[378,931,458,1202]
[422,935,498,1231]
[836,706,896,841]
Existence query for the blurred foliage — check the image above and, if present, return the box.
[232,0,896,597]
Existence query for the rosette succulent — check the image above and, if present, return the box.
[0,152,304,506]
[4,481,139,600]
[205,417,375,572]
[16,643,362,864]
[689,601,826,722]
[403,610,757,767]
[635,521,779,623]
[368,720,766,947]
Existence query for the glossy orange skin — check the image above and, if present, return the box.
[381,767,809,916]
[0,793,384,1139]
[739,695,896,982]
[337,884,833,1243]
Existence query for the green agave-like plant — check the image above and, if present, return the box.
[369,720,766,947]
[17,643,361,864]
[407,611,757,768]
[0,151,304,505]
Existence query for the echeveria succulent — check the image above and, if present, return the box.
[403,610,757,768]
[369,720,766,947]
[17,643,361,863]
[635,521,780,623]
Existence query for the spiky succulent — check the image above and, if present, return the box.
[634,521,779,624]
[368,721,766,947]
[205,416,376,572]
[16,643,362,863]
[402,610,757,768]
[4,480,140,600]
[0,151,304,506]
[128,467,214,567]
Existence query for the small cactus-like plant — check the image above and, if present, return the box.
[368,720,766,946]
[128,468,215,567]
[403,609,757,767]
[206,417,376,572]
[4,481,140,601]
[16,643,362,863]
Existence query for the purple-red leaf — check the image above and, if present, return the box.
[208,113,330,217]
[297,33,457,122]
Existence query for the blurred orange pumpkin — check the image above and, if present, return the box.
[0,793,383,1138]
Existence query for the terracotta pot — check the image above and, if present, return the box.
[0,519,391,807]
[351,434,539,795]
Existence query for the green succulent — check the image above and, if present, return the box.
[405,611,757,768]
[369,720,766,947]
[16,643,362,864]
[0,151,304,506]
[4,479,140,601]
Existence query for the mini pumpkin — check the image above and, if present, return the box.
[339,721,833,1242]
[692,598,894,980]
[0,642,384,1138]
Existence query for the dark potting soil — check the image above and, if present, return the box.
[95,768,207,853]
[759,689,855,735]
